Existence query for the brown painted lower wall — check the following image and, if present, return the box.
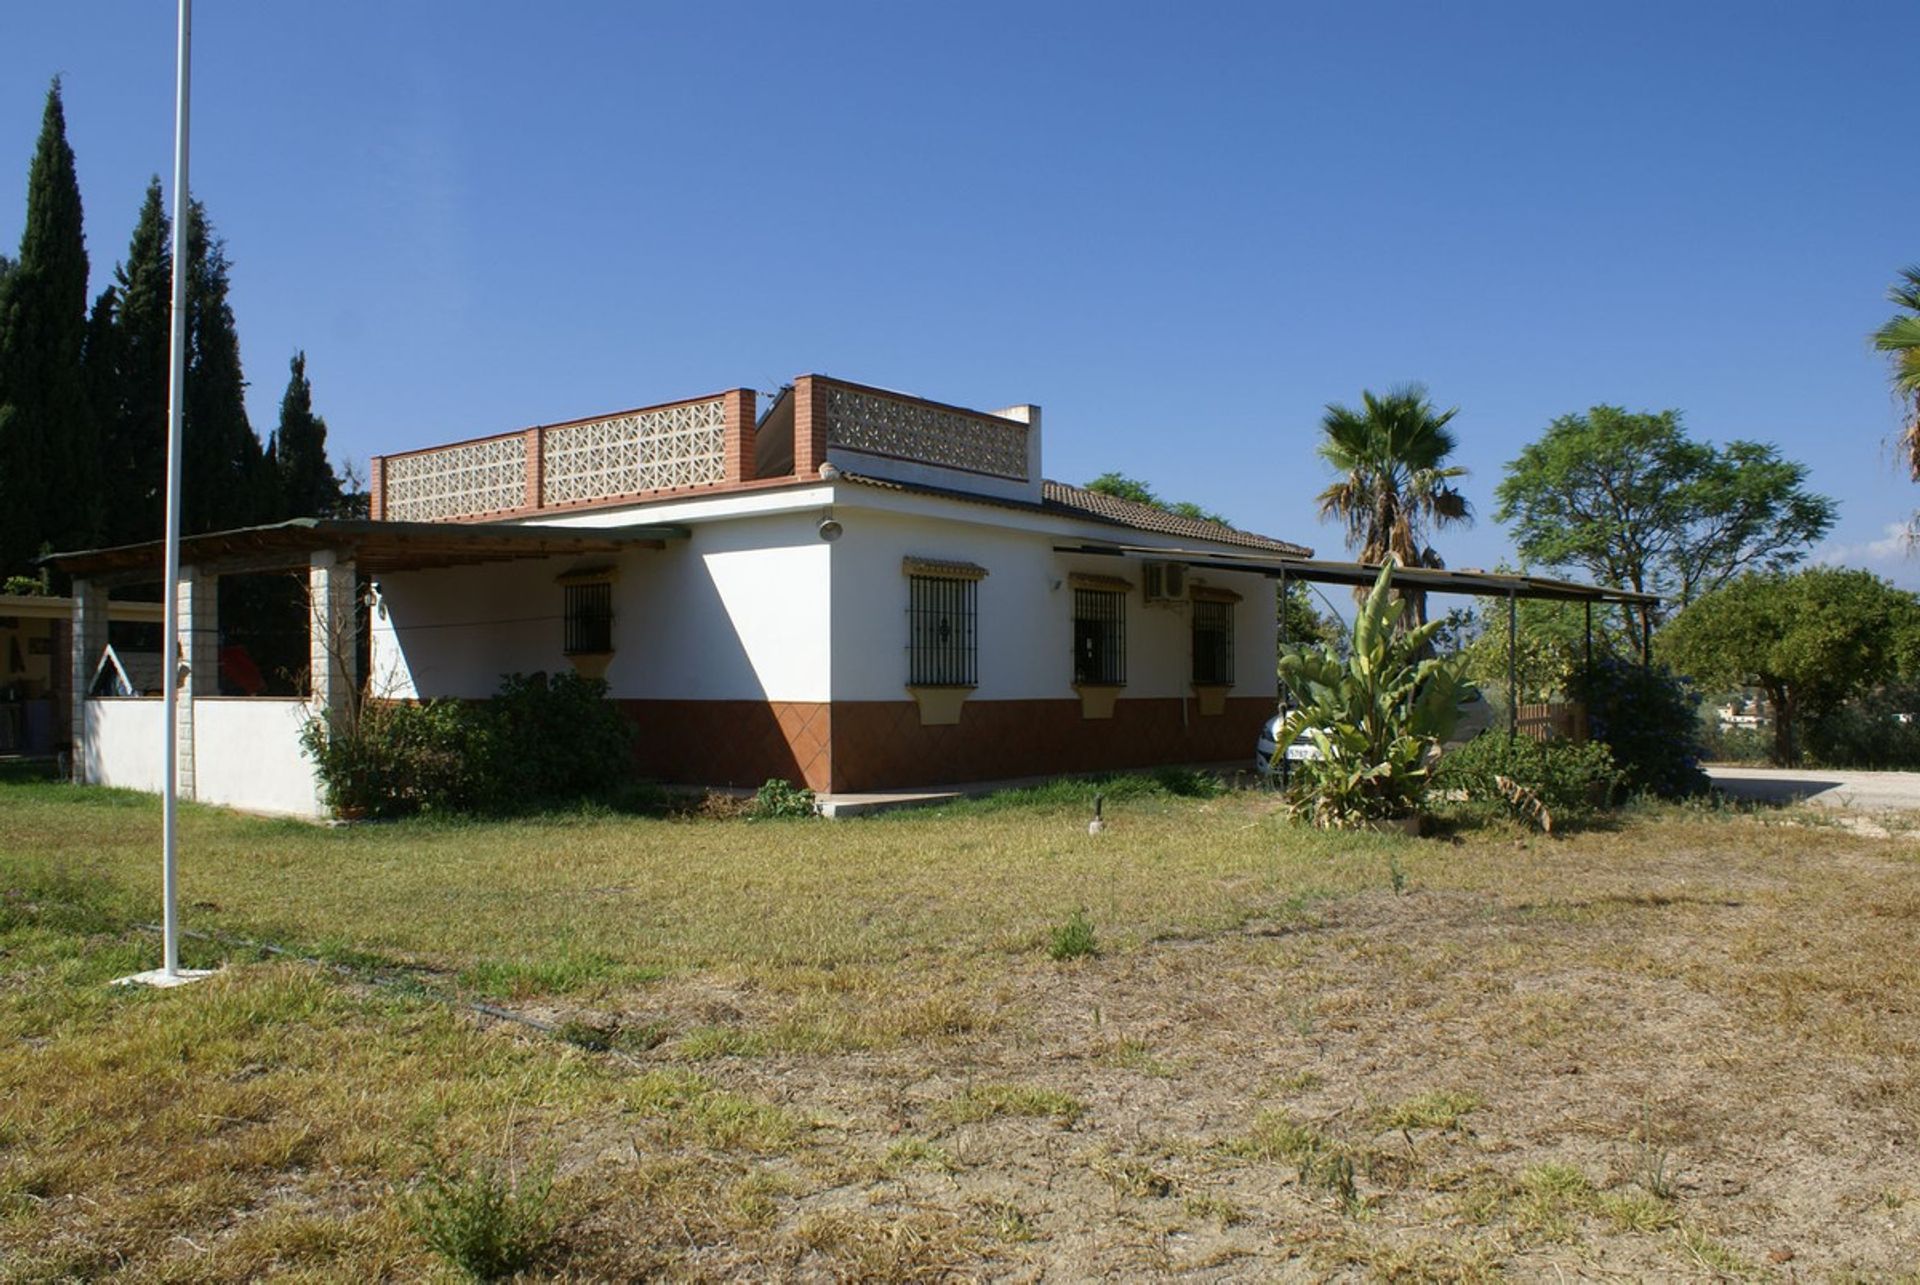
[619,699,833,792]
[828,696,1273,792]
[616,695,1273,794]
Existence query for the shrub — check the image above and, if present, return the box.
[1277,564,1469,828]
[301,671,636,818]
[404,1156,553,1281]
[1437,734,1622,825]
[1569,656,1709,799]
[748,778,817,819]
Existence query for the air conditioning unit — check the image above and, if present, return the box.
[1143,562,1188,602]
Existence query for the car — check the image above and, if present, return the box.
[1254,708,1323,783]
[1256,685,1492,782]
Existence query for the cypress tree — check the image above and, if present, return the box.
[95,180,172,547]
[271,350,341,519]
[181,199,265,534]
[0,80,97,576]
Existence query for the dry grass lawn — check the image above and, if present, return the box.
[1,773,1917,1280]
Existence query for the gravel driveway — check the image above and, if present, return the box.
[1709,764,1920,811]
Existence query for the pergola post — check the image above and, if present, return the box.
[310,550,357,723]
[1506,588,1518,740]
[175,566,216,800]
[69,579,108,783]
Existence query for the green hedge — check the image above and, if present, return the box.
[300,671,637,818]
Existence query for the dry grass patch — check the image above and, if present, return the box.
[4,778,1920,1277]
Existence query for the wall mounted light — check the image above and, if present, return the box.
[817,514,843,542]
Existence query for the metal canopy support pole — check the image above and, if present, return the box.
[1507,588,1518,740]
[1640,603,1652,668]
[1584,599,1593,687]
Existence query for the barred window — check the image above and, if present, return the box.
[564,581,614,655]
[1192,598,1235,685]
[1073,588,1126,685]
[909,575,977,686]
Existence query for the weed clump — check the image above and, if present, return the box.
[1047,908,1097,961]
[404,1156,553,1282]
[748,778,817,819]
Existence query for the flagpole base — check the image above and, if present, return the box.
[110,968,217,989]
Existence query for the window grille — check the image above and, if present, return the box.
[908,575,977,685]
[1192,598,1235,685]
[1073,588,1126,685]
[564,581,614,655]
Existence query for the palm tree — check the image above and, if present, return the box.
[1872,265,1920,478]
[1313,385,1472,625]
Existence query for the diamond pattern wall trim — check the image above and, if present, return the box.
[382,436,529,522]
[542,398,727,507]
[823,384,1029,481]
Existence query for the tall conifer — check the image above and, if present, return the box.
[271,351,340,519]
[0,80,96,575]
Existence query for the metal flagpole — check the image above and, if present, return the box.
[159,0,193,980]
[117,0,208,990]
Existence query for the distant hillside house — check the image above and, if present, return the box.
[51,375,1310,816]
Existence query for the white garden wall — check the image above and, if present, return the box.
[85,699,165,795]
[84,697,325,819]
[193,699,326,818]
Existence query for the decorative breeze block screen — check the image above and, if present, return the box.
[542,399,727,506]
[382,436,528,521]
[824,385,1028,480]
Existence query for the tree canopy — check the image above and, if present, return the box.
[1658,567,1920,766]
[268,350,342,519]
[1312,384,1471,625]
[1873,264,1920,480]
[1494,406,1835,653]
[0,80,96,578]
[1083,471,1229,525]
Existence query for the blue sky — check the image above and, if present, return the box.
[7,3,1920,585]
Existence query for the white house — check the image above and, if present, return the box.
[54,374,1311,813]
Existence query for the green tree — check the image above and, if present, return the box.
[1084,471,1230,525]
[268,350,341,519]
[182,199,268,533]
[1658,567,1920,766]
[0,80,97,576]
[1494,406,1835,654]
[1874,266,1920,481]
[92,180,172,547]
[1312,385,1471,625]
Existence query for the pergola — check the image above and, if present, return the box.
[45,518,686,791]
[1051,540,1662,737]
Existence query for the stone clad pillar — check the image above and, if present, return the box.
[69,579,107,783]
[175,567,216,800]
[310,551,357,722]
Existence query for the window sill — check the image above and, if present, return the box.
[1073,683,1124,720]
[567,651,615,681]
[907,684,974,726]
[1191,683,1232,716]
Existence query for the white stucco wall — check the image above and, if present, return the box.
[372,508,831,702]
[86,697,325,818]
[193,699,326,819]
[827,500,1278,702]
[85,699,165,794]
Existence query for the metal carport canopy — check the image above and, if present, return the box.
[1050,542,1660,606]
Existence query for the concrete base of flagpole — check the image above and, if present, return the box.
[110,968,217,989]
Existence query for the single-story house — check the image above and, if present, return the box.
[50,375,1311,815]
